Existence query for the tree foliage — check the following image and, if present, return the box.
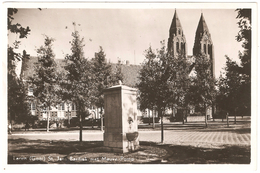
[113,60,124,84]
[216,9,251,116]
[137,41,191,142]
[91,46,123,111]
[8,68,31,123]
[29,36,59,131]
[217,56,242,113]
[8,8,31,40]
[236,8,251,79]
[187,53,216,122]
[62,28,94,141]
[7,8,31,125]
[138,42,191,111]
[63,31,93,110]
[30,36,59,108]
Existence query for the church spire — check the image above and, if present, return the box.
[193,13,215,78]
[195,13,210,39]
[168,9,187,57]
[169,9,183,32]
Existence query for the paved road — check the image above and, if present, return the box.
[9,116,251,147]
[9,128,250,147]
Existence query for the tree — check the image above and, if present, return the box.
[216,9,251,118]
[7,8,31,128]
[235,9,251,116]
[62,26,94,142]
[236,9,251,78]
[8,60,31,124]
[169,53,191,124]
[187,53,216,127]
[113,60,124,84]
[137,45,165,143]
[217,56,242,113]
[91,46,123,131]
[137,41,188,142]
[91,47,113,109]
[29,36,59,132]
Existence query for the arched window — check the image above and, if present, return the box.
[183,43,186,54]
[176,42,179,52]
[181,42,184,54]
[204,44,206,54]
[208,44,212,55]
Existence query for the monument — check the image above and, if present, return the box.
[103,84,139,153]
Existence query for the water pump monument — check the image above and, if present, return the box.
[103,83,139,153]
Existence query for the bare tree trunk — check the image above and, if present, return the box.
[182,109,185,124]
[78,102,83,142]
[100,107,104,132]
[172,105,174,122]
[152,109,155,129]
[159,109,164,143]
[226,112,229,127]
[68,110,71,126]
[148,109,151,125]
[204,104,208,128]
[47,106,50,132]
[8,112,12,134]
[234,109,237,124]
[79,113,83,142]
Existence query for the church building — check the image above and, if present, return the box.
[168,10,214,77]
[166,10,215,119]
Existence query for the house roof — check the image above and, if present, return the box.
[21,56,141,87]
[111,63,141,87]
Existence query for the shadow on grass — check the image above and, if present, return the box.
[8,139,250,164]
[140,141,250,164]
[9,138,103,155]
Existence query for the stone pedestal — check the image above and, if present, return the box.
[103,85,139,153]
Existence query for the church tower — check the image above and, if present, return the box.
[193,13,215,77]
[168,10,187,57]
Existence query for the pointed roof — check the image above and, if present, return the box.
[170,9,183,30]
[195,13,210,35]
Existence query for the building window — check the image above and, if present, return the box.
[61,103,65,110]
[28,87,33,96]
[72,104,75,110]
[176,42,179,51]
[178,29,181,35]
[31,102,36,110]
[29,87,33,92]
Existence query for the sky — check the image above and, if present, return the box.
[8,6,244,78]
